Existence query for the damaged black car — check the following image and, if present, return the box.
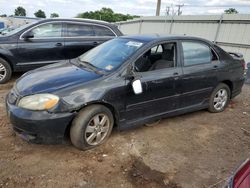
[6,35,245,150]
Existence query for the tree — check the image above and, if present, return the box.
[34,10,46,18]
[0,14,7,17]
[50,13,59,18]
[224,8,238,14]
[14,6,26,16]
[76,7,139,22]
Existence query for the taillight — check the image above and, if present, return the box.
[232,158,250,188]
[241,60,246,70]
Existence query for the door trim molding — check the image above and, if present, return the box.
[16,60,59,65]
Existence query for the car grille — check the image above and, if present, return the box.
[8,87,20,105]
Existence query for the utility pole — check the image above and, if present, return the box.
[156,0,161,16]
[166,6,170,15]
[176,4,184,16]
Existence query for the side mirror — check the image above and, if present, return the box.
[132,79,143,95]
[22,31,34,39]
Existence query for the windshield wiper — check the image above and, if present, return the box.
[77,58,97,70]
[77,58,106,74]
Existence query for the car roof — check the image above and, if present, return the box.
[120,34,212,44]
[37,18,116,27]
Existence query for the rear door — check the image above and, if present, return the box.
[180,40,221,108]
[17,22,64,69]
[64,23,96,59]
[63,23,116,59]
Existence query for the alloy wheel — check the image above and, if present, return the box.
[213,89,228,111]
[85,113,110,145]
[0,63,6,82]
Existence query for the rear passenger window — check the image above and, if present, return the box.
[182,42,211,66]
[67,24,94,37]
[93,26,115,36]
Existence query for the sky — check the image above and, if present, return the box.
[1,0,250,18]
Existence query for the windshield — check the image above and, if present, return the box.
[79,38,144,72]
[5,22,37,36]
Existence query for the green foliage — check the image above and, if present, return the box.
[50,13,59,18]
[224,8,238,14]
[76,7,140,22]
[34,10,46,18]
[0,14,7,17]
[14,6,26,16]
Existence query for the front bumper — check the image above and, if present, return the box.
[6,98,76,144]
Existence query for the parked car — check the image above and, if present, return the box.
[225,158,250,188]
[6,35,245,150]
[0,18,123,84]
[0,27,15,35]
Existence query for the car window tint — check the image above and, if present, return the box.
[31,23,62,38]
[135,43,176,72]
[93,26,115,36]
[182,42,211,66]
[67,24,94,37]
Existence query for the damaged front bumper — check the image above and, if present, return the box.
[6,99,76,144]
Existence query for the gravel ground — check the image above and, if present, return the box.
[0,74,250,188]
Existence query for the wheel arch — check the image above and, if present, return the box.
[221,80,233,98]
[0,53,14,70]
[64,101,119,139]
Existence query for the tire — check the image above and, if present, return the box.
[208,83,231,113]
[70,104,114,150]
[0,58,12,84]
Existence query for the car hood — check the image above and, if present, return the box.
[16,60,103,96]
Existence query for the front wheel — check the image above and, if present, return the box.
[208,83,230,113]
[70,105,114,150]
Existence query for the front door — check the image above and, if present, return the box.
[124,42,182,124]
[16,22,64,70]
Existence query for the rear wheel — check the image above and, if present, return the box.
[70,105,114,150]
[0,58,12,84]
[208,83,230,113]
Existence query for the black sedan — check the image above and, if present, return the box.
[0,18,122,84]
[6,35,245,150]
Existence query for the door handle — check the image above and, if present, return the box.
[213,65,218,69]
[93,41,100,46]
[174,77,180,80]
[173,72,179,80]
[55,43,62,47]
[151,80,163,84]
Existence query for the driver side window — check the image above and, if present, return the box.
[134,42,176,72]
[31,23,62,38]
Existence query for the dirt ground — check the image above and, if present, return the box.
[0,74,250,188]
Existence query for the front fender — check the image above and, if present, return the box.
[0,48,16,66]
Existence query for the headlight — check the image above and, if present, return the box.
[18,94,59,111]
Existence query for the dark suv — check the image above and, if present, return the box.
[0,18,123,83]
